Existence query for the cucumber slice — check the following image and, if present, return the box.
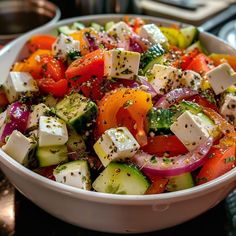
[54,160,91,190]
[36,145,68,167]
[90,22,103,32]
[92,163,150,195]
[105,21,115,31]
[58,26,76,35]
[179,101,202,114]
[186,41,208,54]
[180,26,198,48]
[166,172,194,192]
[55,93,98,134]
[67,128,86,153]
[71,22,85,30]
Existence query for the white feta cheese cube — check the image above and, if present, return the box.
[181,70,202,90]
[104,49,140,79]
[52,33,80,60]
[107,21,132,41]
[220,93,236,125]
[2,130,36,165]
[54,160,91,190]
[3,72,38,103]
[38,116,68,147]
[150,64,181,94]
[27,103,50,130]
[206,63,236,95]
[139,24,167,45]
[170,111,214,151]
[93,127,140,167]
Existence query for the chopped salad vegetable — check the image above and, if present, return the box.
[1,17,236,195]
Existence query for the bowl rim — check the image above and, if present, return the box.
[0,14,236,204]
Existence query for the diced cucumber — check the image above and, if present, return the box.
[58,26,76,35]
[140,44,165,75]
[55,93,98,134]
[53,160,91,190]
[71,22,85,30]
[105,21,115,31]
[186,41,208,54]
[179,101,202,114]
[147,107,174,134]
[67,128,86,153]
[92,163,150,195]
[36,145,68,167]
[180,26,198,48]
[166,172,194,192]
[90,22,103,32]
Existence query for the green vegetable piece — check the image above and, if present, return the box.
[166,172,194,192]
[92,163,150,195]
[147,107,174,134]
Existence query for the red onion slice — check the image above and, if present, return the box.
[133,137,213,177]
[155,88,198,109]
[0,102,30,143]
[137,76,158,97]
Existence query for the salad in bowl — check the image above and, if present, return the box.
[1,16,236,197]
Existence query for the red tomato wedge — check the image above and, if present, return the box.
[66,49,104,89]
[142,135,188,157]
[197,144,236,185]
[180,48,200,70]
[37,78,68,97]
[27,35,56,52]
[40,55,66,82]
[186,53,213,75]
[146,176,168,194]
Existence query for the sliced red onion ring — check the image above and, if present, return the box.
[136,76,158,97]
[132,137,213,177]
[0,102,30,143]
[155,88,198,109]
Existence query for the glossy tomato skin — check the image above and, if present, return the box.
[142,135,188,157]
[186,53,213,75]
[40,55,66,81]
[37,78,68,97]
[27,35,56,52]
[66,49,104,89]
[145,176,168,194]
[180,49,200,70]
[197,144,236,185]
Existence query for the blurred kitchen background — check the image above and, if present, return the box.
[0,0,236,236]
[0,0,236,47]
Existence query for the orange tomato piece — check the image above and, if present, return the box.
[209,54,236,71]
[97,88,152,146]
[27,35,56,52]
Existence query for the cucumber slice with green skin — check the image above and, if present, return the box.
[90,22,104,32]
[140,44,165,75]
[92,163,150,195]
[186,41,208,54]
[105,21,115,31]
[179,101,202,114]
[67,128,86,153]
[58,26,76,35]
[36,145,68,167]
[55,93,98,134]
[147,107,174,134]
[71,22,85,30]
[180,26,199,48]
[166,172,194,192]
[53,160,91,190]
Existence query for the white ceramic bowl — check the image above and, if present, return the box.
[0,15,236,234]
